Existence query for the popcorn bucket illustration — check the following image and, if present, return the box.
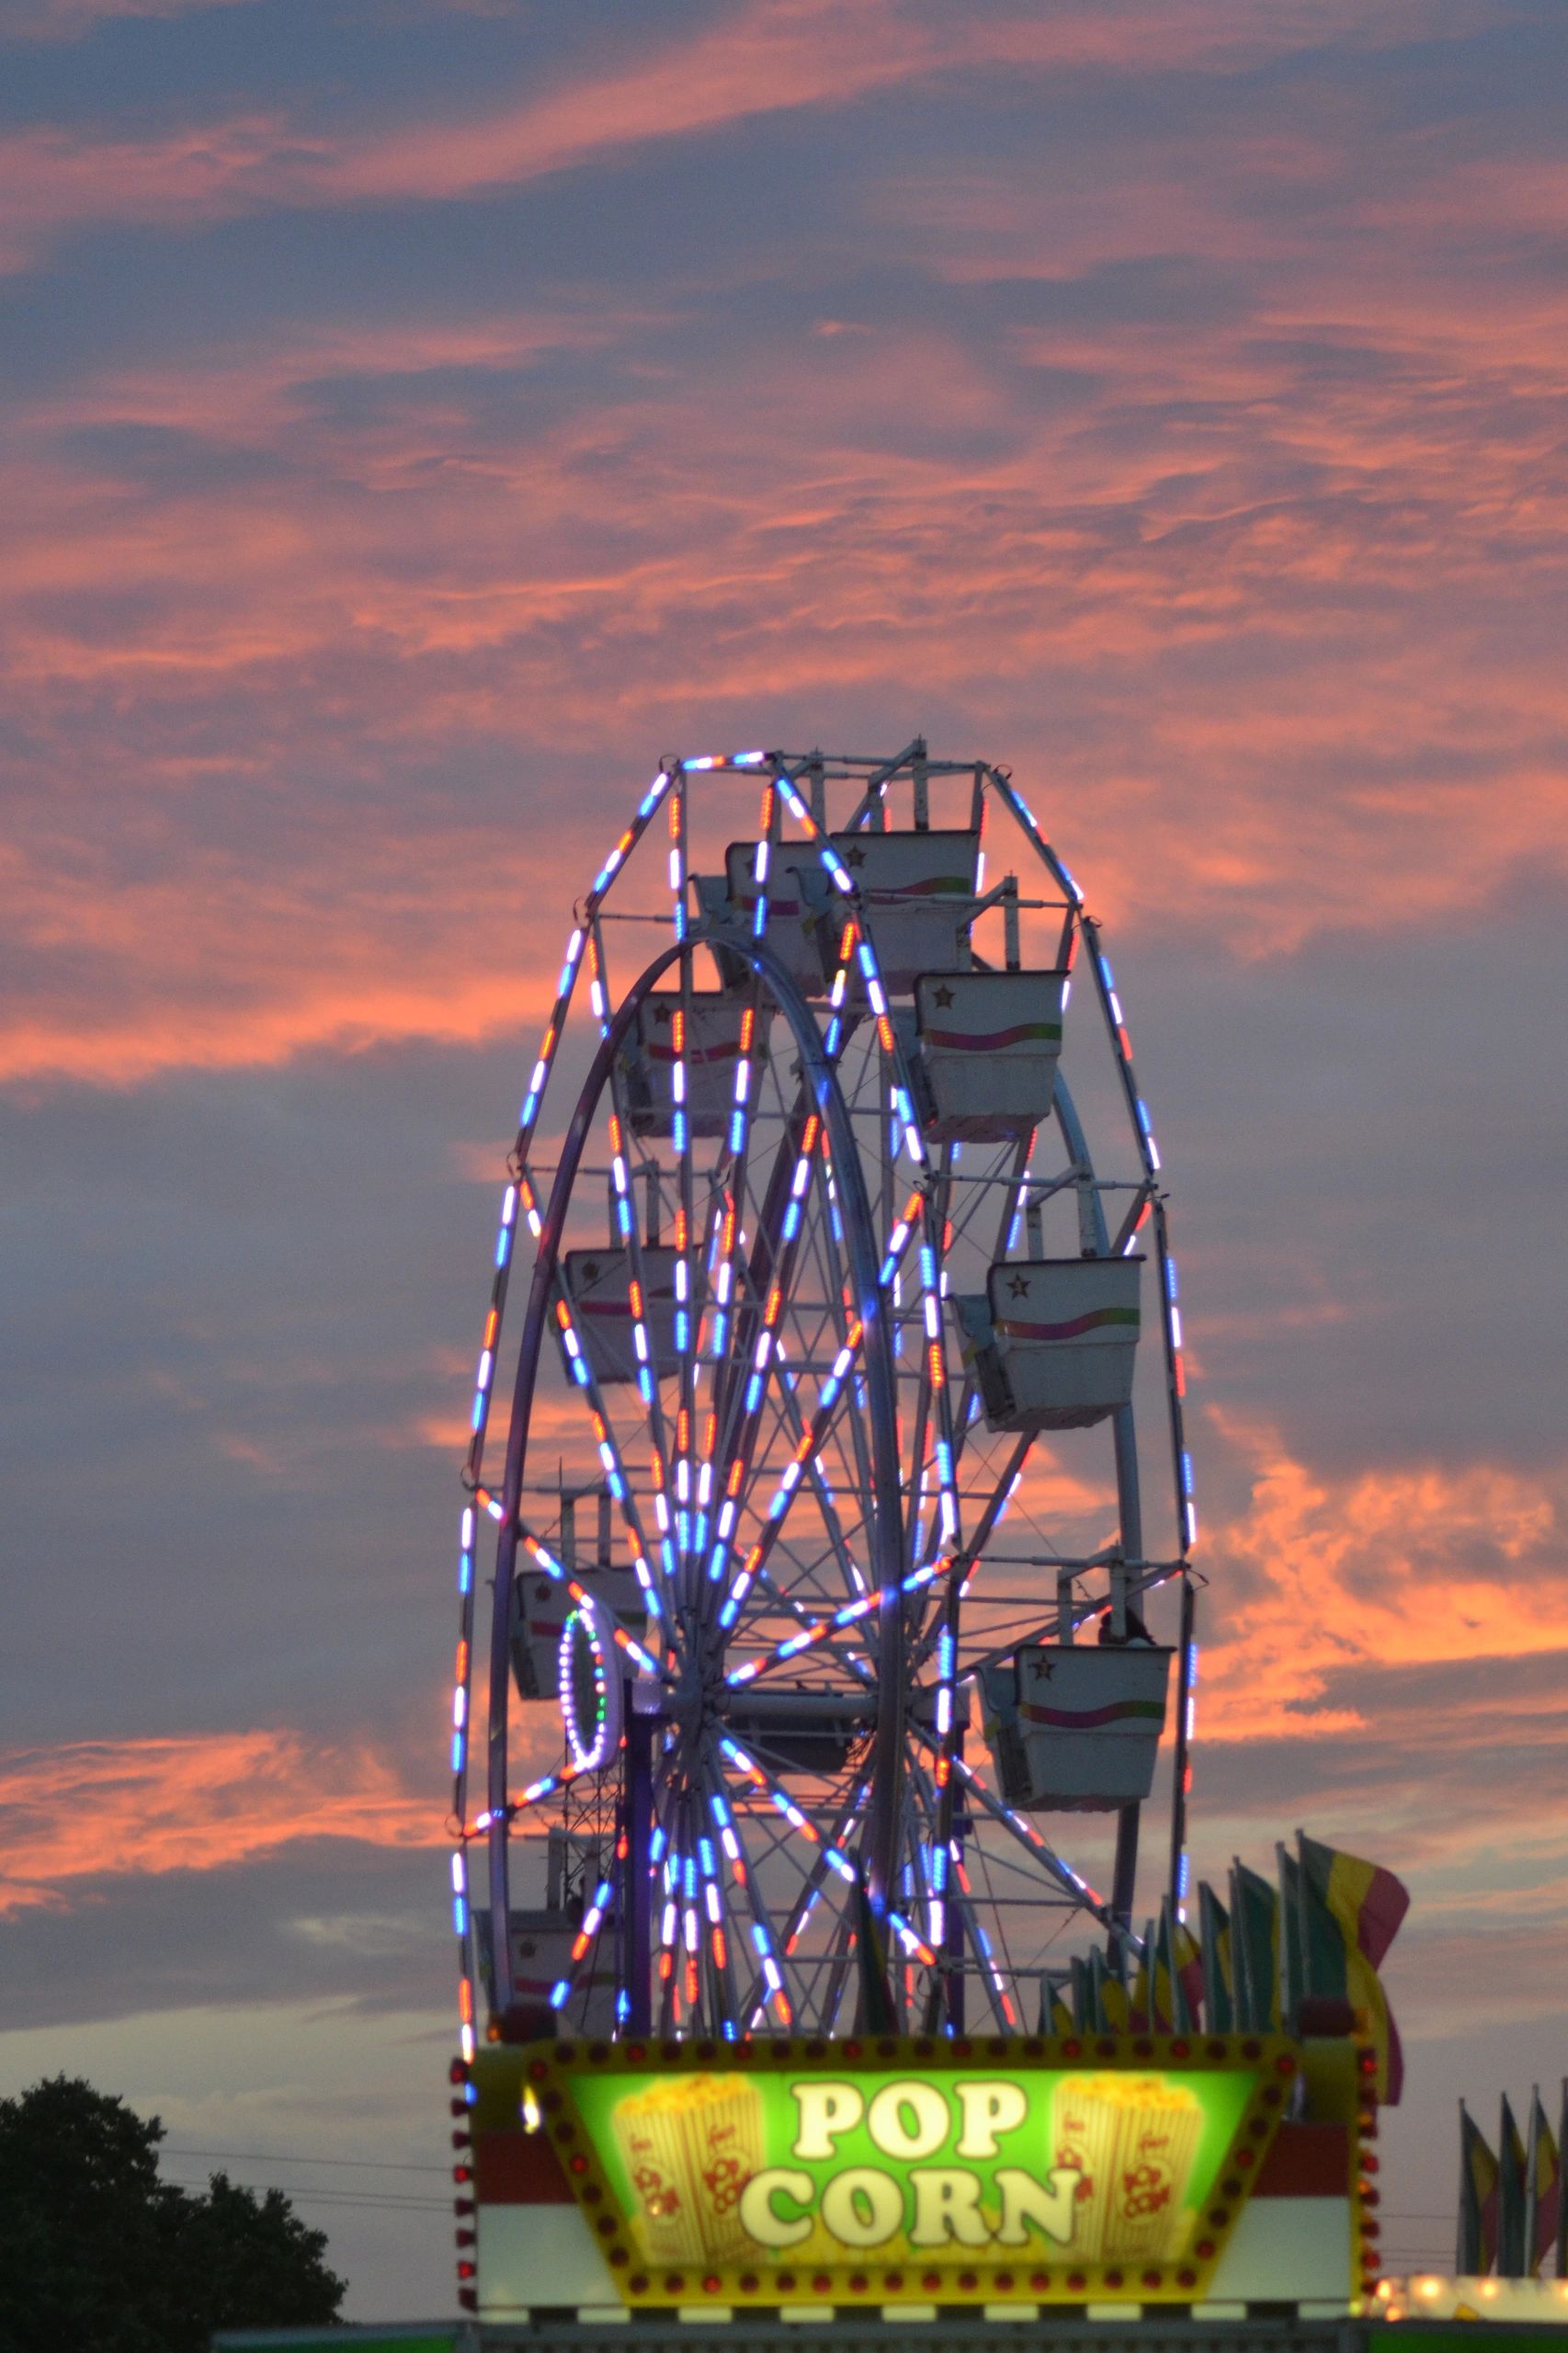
[1101,2083,1203,2262]
[612,2075,765,2268]
[1050,2075,1202,2265]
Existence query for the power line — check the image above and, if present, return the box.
[163,2145,448,2176]
[160,2175,450,2215]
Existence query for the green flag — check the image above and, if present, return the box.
[1277,1843,1304,2032]
[1500,2094,1528,2277]
[1199,1881,1234,2032]
[1231,1859,1279,2031]
[1297,1841,1349,2000]
[1558,2080,1568,2280]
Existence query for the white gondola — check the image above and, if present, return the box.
[707,850,838,997]
[621,991,773,1138]
[978,1643,1173,1812]
[561,1245,681,1385]
[970,1647,1167,1807]
[911,967,1067,1139]
[705,828,981,997]
[955,1256,1142,1432]
[827,828,980,992]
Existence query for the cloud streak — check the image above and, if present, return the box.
[1194,1409,1568,1742]
[0,1731,439,1914]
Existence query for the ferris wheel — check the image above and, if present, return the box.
[446,742,1198,2061]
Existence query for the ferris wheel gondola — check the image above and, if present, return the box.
[445,743,1199,2061]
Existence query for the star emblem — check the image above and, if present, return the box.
[845,843,867,868]
[933,983,954,1008]
[581,1259,600,1283]
[1036,1654,1054,1680]
[1007,1273,1028,1298]
[653,1002,673,1025]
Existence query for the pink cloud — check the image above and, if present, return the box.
[1,5,1563,1086]
[0,0,1509,263]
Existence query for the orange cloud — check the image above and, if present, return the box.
[0,1718,576,1915]
[1193,1408,1567,1744]
[0,1731,439,1914]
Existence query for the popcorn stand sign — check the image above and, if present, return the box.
[501,2033,1302,2307]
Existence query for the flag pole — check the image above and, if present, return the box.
[1458,2099,1469,2278]
[1558,2077,1568,2279]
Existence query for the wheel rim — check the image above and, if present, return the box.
[446,746,1198,2059]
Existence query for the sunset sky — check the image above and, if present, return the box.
[4,0,1567,2313]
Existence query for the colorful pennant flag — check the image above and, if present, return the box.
[1300,1832,1410,1968]
[1199,1881,1234,2032]
[1528,2086,1561,2277]
[1296,1832,1409,2103]
[1459,2101,1500,2276]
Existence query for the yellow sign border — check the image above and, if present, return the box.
[517,2029,1300,2307]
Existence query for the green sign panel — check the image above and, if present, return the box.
[523,2031,1296,2305]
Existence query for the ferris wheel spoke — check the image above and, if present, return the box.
[725,1555,939,1688]
[710,1746,795,2026]
[775,1772,871,1969]
[716,1312,864,1628]
[702,910,876,1586]
[722,1735,936,1975]
[765,1347,865,1600]
[702,1109,826,1601]
[473,1753,593,1830]
[713,1157,923,1637]
[948,1747,1140,1962]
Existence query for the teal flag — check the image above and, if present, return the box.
[1199,1881,1233,2032]
[1231,1859,1278,2031]
[1499,2094,1528,2276]
[1277,1843,1304,2032]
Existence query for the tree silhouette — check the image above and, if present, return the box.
[0,2076,346,2353]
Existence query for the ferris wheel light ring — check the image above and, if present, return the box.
[460,749,1198,2035]
[558,1592,623,1774]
